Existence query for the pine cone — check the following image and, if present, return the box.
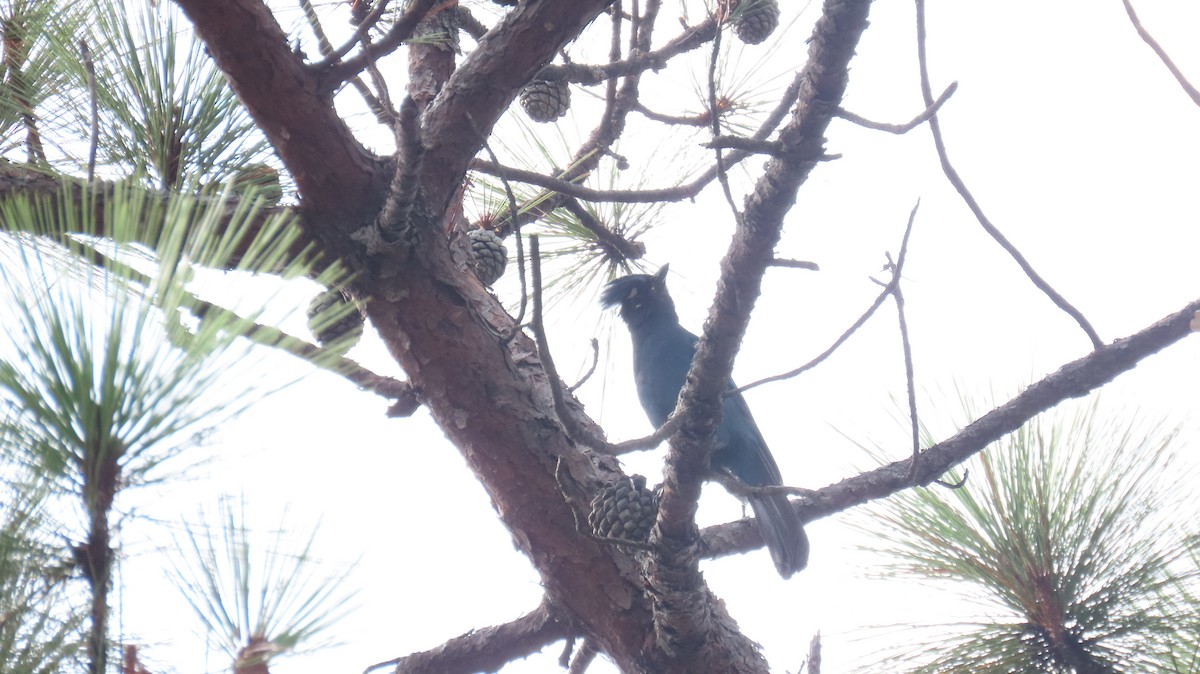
[519,77,571,123]
[733,0,780,45]
[468,228,508,286]
[307,288,364,354]
[588,475,659,545]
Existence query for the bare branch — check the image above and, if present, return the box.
[889,254,920,481]
[634,102,713,126]
[806,632,822,674]
[914,0,1103,349]
[81,41,98,182]
[701,297,1200,561]
[704,136,783,155]
[567,639,599,674]
[531,236,607,448]
[836,81,957,134]
[311,0,392,70]
[317,0,441,88]
[736,204,918,395]
[560,196,646,262]
[1122,0,1200,107]
[568,338,601,393]
[377,96,425,244]
[769,258,820,271]
[647,0,874,666]
[367,599,567,674]
[556,18,719,85]
[455,5,489,42]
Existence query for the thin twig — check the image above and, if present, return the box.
[479,137,528,342]
[81,41,98,183]
[1122,0,1200,107]
[707,23,741,224]
[769,258,820,271]
[376,96,423,240]
[567,639,599,674]
[805,632,821,674]
[886,251,920,482]
[734,203,919,395]
[704,136,782,155]
[299,0,336,54]
[301,0,393,126]
[315,0,392,68]
[365,598,565,674]
[317,0,441,88]
[836,81,957,134]
[531,236,604,447]
[933,469,968,489]
[633,101,713,126]
[560,196,646,262]
[568,338,601,393]
[709,471,818,500]
[914,0,1103,349]
[601,413,685,455]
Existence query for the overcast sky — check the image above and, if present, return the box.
[112,1,1200,672]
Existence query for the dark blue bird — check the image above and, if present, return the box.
[601,265,809,578]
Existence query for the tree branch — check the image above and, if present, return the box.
[368,599,568,674]
[913,0,1103,349]
[699,297,1200,560]
[1122,0,1200,107]
[836,81,957,134]
[646,0,874,667]
[172,0,385,225]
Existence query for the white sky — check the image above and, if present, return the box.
[109,0,1200,672]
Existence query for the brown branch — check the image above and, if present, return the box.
[567,639,599,673]
[567,338,600,393]
[1122,0,1200,108]
[736,205,917,402]
[704,136,783,156]
[455,5,489,42]
[646,0,874,668]
[416,0,616,214]
[556,18,718,86]
[316,0,441,88]
[368,599,568,674]
[633,102,713,126]
[2,16,46,165]
[914,0,1103,350]
[600,412,686,456]
[769,257,819,271]
[700,297,1200,561]
[471,64,811,210]
[836,81,957,134]
[531,236,606,448]
[173,0,385,225]
[560,196,646,262]
[376,96,424,241]
[81,41,98,182]
[310,0,391,70]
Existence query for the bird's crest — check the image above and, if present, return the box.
[600,264,669,309]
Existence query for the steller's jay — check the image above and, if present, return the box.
[601,265,809,578]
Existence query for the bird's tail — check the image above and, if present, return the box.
[748,492,809,579]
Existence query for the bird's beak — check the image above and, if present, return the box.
[654,264,669,285]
